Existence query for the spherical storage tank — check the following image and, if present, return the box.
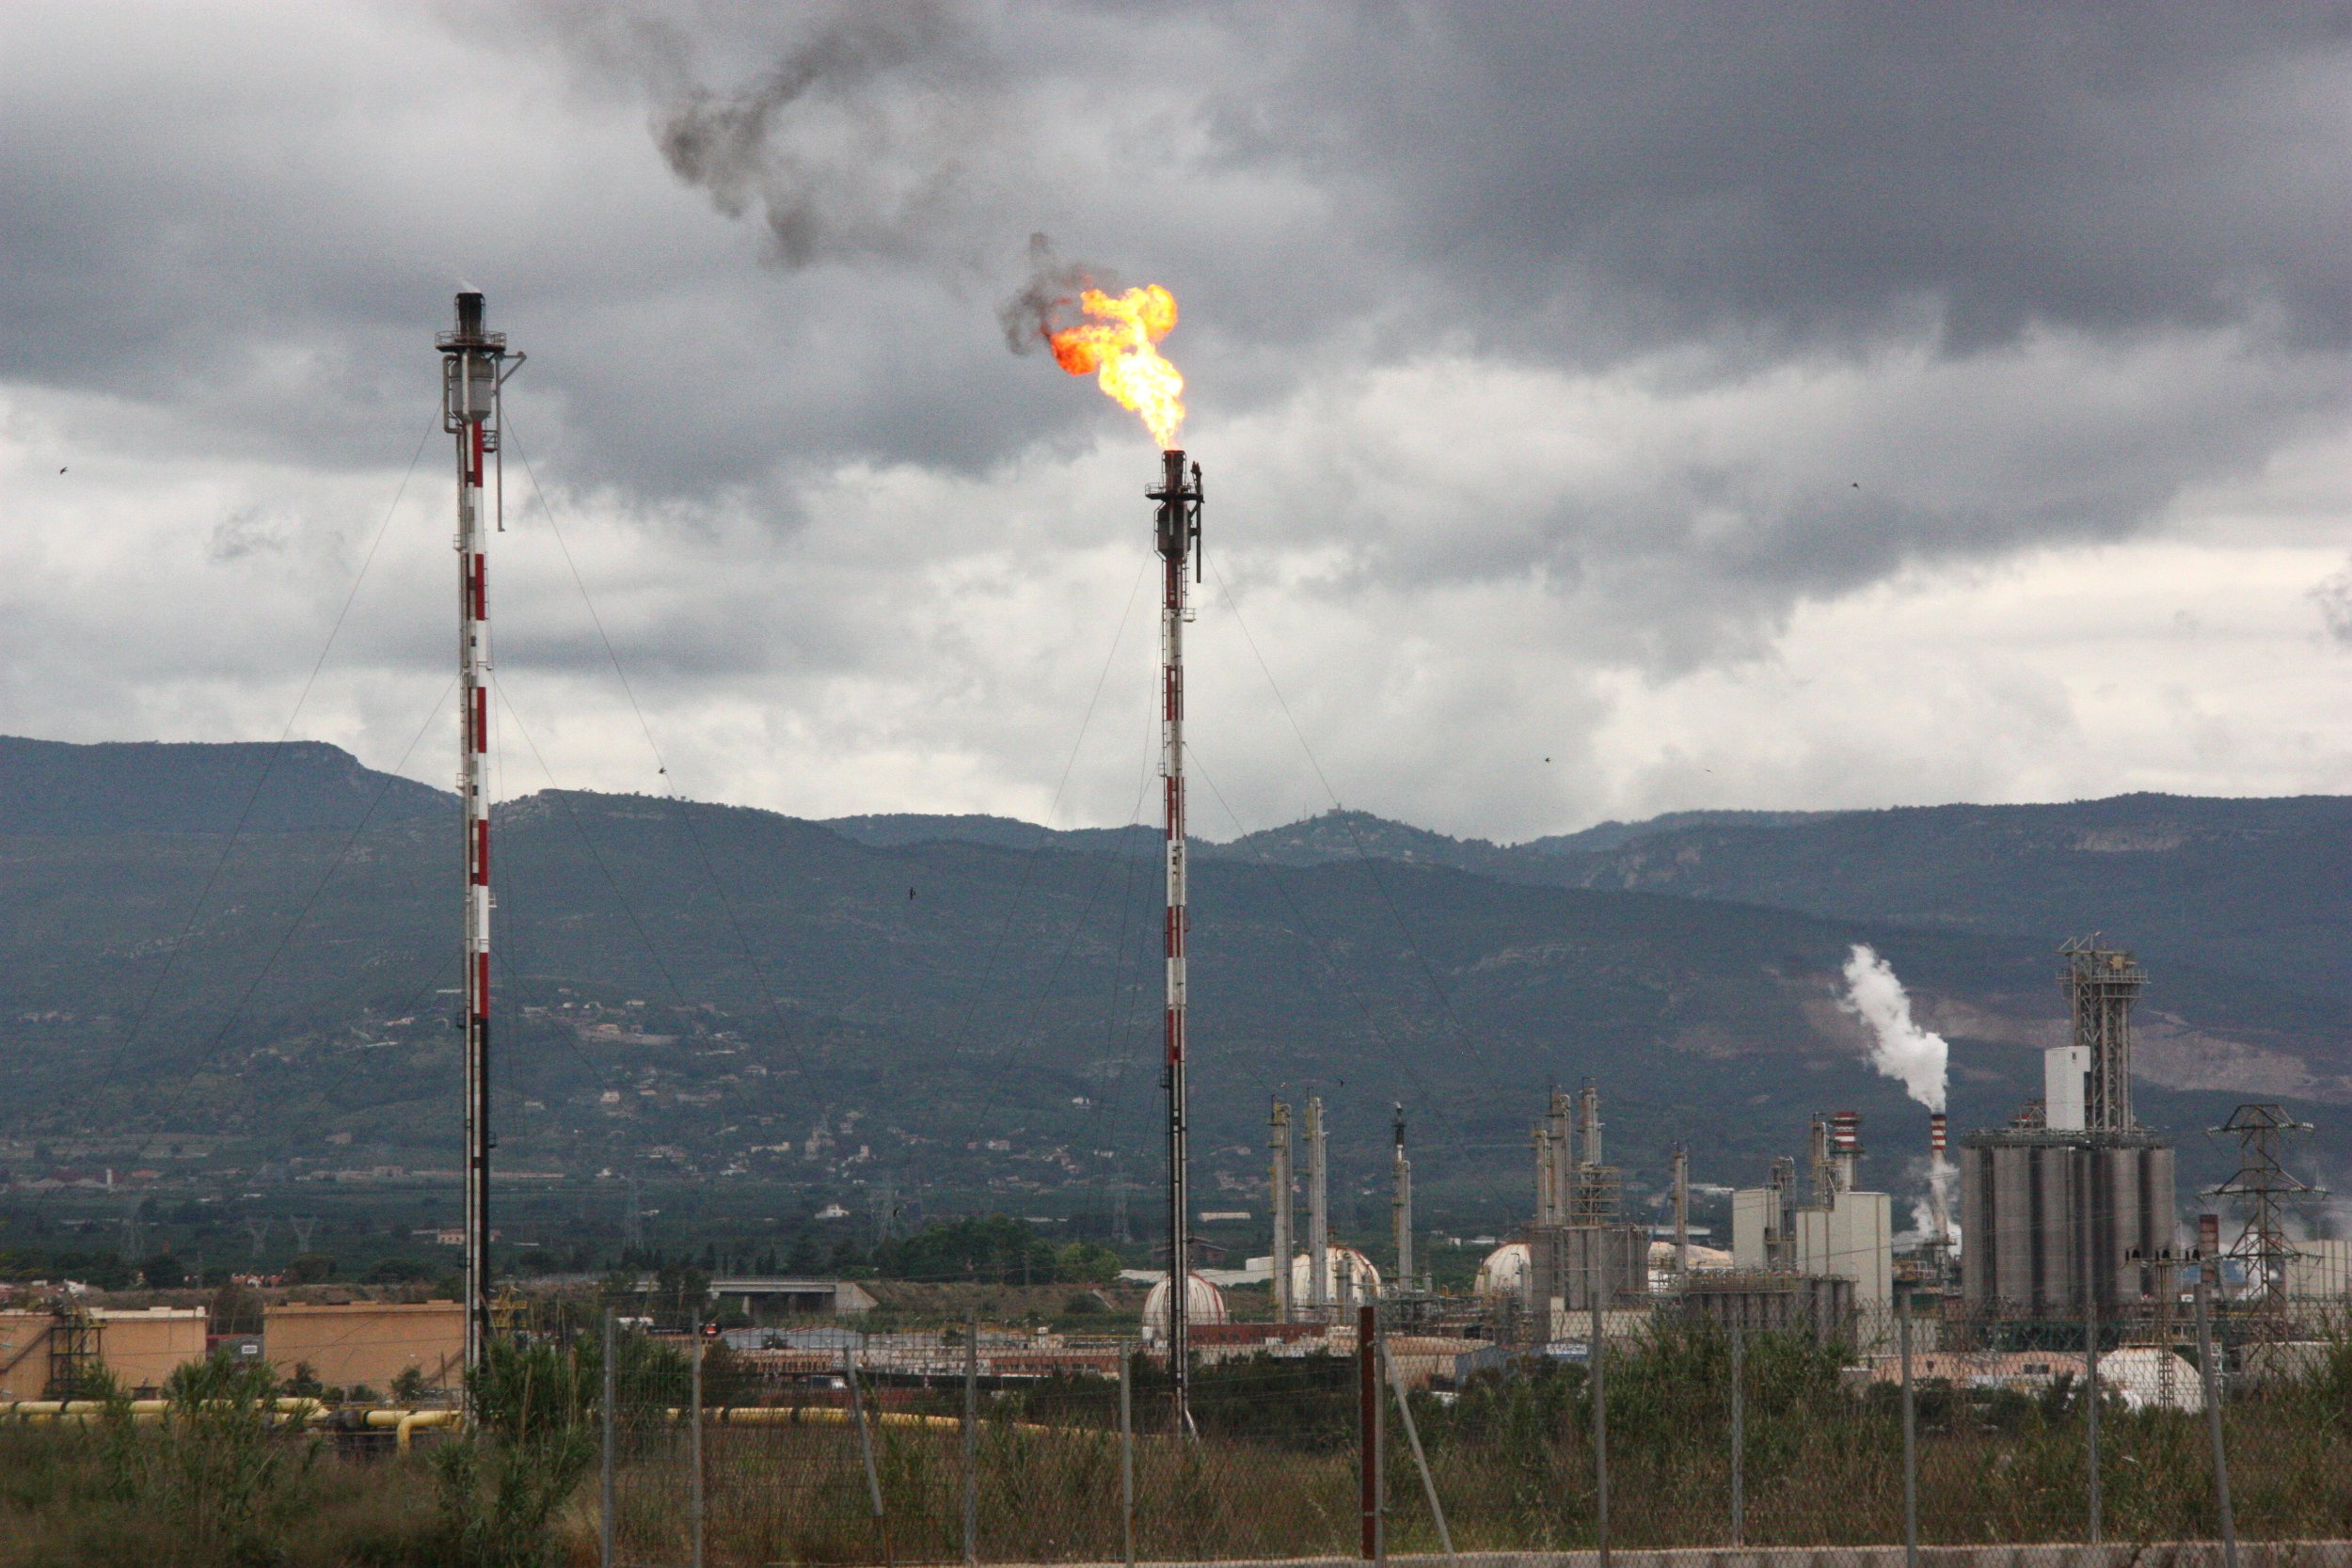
[1141,1272,1229,1342]
[1474,1241,1531,1298]
[1287,1244,1383,1303]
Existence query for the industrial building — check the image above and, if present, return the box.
[262,1301,464,1394]
[0,1307,207,1400]
[1522,1086,1651,1318]
[1677,1272,1856,1338]
[705,1276,877,1323]
[1958,943,2179,1318]
[1731,1110,1894,1323]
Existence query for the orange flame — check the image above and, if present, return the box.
[1049,284,1184,449]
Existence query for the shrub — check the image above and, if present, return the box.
[431,1338,598,1568]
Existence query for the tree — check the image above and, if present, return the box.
[285,1252,335,1285]
[434,1338,598,1568]
[873,1215,1061,1284]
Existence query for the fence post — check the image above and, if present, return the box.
[691,1331,706,1568]
[1120,1339,1136,1568]
[845,1342,892,1566]
[2193,1275,2237,1568]
[1383,1335,1454,1562]
[1900,1291,1916,1568]
[1590,1254,1609,1568]
[963,1312,979,1567]
[1728,1319,1744,1547]
[1359,1303,1382,1562]
[601,1309,616,1568]
[2083,1213,2103,1547]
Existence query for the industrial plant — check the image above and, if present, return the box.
[1095,933,2343,1403]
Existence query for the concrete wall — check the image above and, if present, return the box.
[1795,1191,1890,1314]
[1073,1544,2344,1568]
[1731,1189,1774,1270]
[88,1307,207,1393]
[264,1302,464,1394]
[0,1312,53,1400]
[0,1308,208,1397]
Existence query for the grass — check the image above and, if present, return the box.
[7,1325,2352,1564]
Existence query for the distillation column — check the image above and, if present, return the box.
[1391,1103,1413,1294]
[1270,1101,1295,1322]
[1306,1094,1329,1318]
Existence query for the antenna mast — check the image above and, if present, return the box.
[437,292,517,1389]
[1150,448,1203,1429]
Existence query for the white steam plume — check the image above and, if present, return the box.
[1840,944,1958,1249]
[1839,943,1948,1113]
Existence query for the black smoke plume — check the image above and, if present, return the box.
[998,232,1117,355]
[646,1,978,268]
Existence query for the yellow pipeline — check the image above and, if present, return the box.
[364,1407,461,1452]
[0,1397,326,1427]
[685,1405,1055,1435]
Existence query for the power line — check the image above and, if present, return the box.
[121,676,458,1168]
[501,418,818,1087]
[88,413,440,1098]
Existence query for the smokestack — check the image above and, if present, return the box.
[1927,1111,1952,1279]
[436,290,514,1395]
[1831,1110,1862,1195]
[1269,1101,1294,1322]
[1533,1123,1557,1226]
[1149,447,1203,1427]
[1579,1083,1603,1169]
[1306,1094,1329,1318]
[1391,1103,1412,1295]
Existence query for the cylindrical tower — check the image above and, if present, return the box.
[1269,1101,1295,1322]
[1670,1144,1691,1280]
[1306,1094,1330,1317]
[436,292,515,1387]
[1831,1110,1863,1194]
[1391,1102,1413,1293]
[1149,448,1203,1426]
[1547,1088,1575,1222]
[1533,1123,1557,1226]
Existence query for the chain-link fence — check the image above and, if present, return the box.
[589,1285,2352,1567]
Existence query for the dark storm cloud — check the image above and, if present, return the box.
[1260,3,2352,355]
[3,4,2349,663]
[8,5,2346,477]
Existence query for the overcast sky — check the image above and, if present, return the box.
[3,1,2348,843]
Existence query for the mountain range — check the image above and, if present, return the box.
[0,735,2342,1231]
